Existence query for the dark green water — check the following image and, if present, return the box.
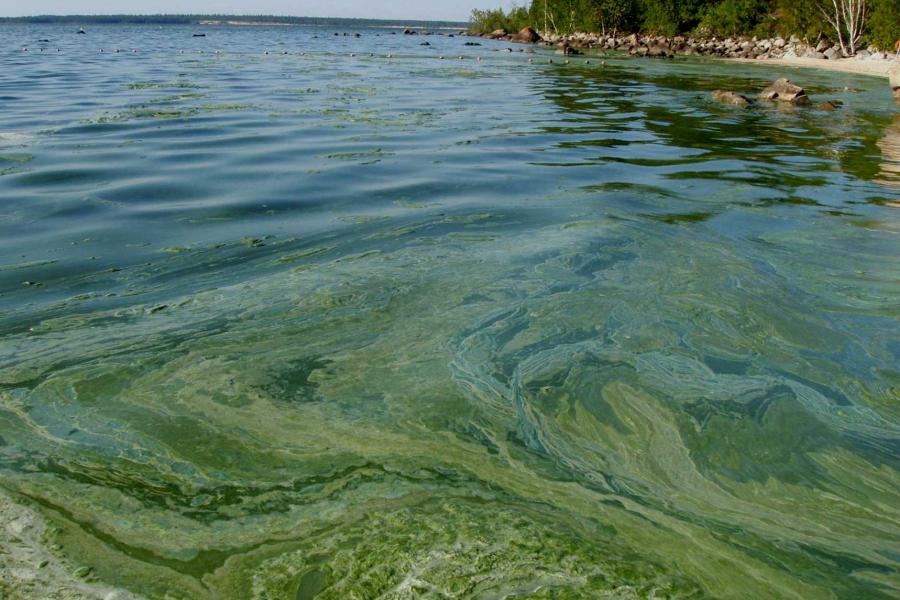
[1,24,899,600]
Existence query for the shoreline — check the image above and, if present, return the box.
[474,28,899,90]
[722,56,897,79]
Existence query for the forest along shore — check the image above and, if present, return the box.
[474,27,900,88]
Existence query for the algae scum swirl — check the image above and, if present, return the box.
[1,23,899,600]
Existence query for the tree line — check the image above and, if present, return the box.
[471,0,900,51]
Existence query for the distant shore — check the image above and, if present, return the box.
[0,15,468,29]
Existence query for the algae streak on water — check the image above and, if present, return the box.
[0,22,899,600]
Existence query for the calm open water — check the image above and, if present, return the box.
[0,23,899,599]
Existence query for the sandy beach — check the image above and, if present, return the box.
[727,55,898,79]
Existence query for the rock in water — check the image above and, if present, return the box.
[712,90,753,106]
[516,27,541,44]
[760,78,812,105]
[815,100,841,110]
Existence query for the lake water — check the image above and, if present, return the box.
[1,23,898,599]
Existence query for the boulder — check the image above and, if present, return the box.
[647,43,670,57]
[556,42,581,55]
[816,100,841,110]
[516,27,541,44]
[712,90,753,106]
[807,51,827,59]
[823,47,840,60]
[760,78,811,104]
[487,29,508,39]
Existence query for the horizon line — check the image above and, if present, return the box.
[0,13,471,23]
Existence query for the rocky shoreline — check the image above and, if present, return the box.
[479,26,896,62]
[474,27,900,99]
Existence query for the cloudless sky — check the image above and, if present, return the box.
[0,1,520,21]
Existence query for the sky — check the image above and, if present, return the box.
[0,0,520,21]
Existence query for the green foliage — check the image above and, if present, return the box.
[868,0,900,51]
[700,0,769,36]
[469,6,531,34]
[771,0,828,41]
[593,0,640,35]
[639,0,681,35]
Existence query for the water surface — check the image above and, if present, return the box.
[1,23,899,599]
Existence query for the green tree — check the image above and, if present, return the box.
[868,0,900,50]
[701,0,770,36]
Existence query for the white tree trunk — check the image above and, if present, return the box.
[816,0,868,55]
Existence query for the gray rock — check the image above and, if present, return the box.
[823,48,839,60]
[807,51,826,59]
[760,78,812,104]
[712,90,753,106]
[515,27,541,44]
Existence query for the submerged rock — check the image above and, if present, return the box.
[816,100,841,110]
[556,42,581,56]
[712,90,753,106]
[760,78,811,105]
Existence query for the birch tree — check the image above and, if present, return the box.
[815,0,869,55]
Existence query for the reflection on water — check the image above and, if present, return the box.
[877,113,900,189]
[0,24,899,600]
